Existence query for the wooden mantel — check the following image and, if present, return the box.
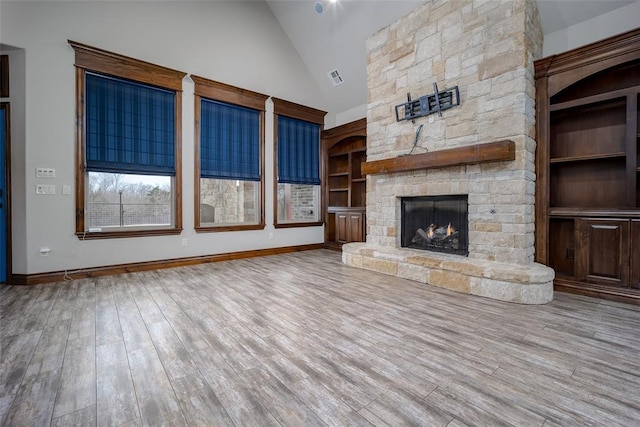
[361,139,515,175]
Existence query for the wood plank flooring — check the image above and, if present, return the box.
[1,249,640,426]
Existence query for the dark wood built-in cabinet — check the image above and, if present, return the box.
[578,218,630,288]
[335,211,364,244]
[535,28,640,303]
[632,220,640,288]
[322,119,366,248]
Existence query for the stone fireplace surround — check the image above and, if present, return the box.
[342,0,555,304]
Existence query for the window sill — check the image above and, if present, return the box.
[76,228,183,240]
[195,224,266,233]
[274,221,323,229]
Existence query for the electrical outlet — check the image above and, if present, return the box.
[182,238,188,247]
[36,168,56,179]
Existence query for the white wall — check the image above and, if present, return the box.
[0,1,328,275]
[333,103,367,129]
[543,1,640,57]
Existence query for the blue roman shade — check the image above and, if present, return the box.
[277,116,321,185]
[85,72,175,175]
[200,99,260,181]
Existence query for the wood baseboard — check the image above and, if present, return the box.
[324,241,344,251]
[9,244,325,286]
[554,278,640,306]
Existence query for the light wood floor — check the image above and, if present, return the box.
[1,249,640,426]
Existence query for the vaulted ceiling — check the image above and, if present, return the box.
[266,0,635,118]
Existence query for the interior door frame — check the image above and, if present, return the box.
[1,102,12,284]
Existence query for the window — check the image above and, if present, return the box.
[87,173,172,229]
[273,98,326,227]
[70,40,186,238]
[192,76,268,231]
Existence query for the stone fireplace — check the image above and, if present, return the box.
[342,0,555,304]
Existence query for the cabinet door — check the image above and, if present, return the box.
[348,213,364,242]
[632,220,640,289]
[335,212,348,243]
[335,211,364,243]
[577,219,630,287]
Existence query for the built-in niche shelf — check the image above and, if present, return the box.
[360,139,515,176]
[322,118,367,248]
[550,152,627,163]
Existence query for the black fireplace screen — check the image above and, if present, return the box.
[401,195,468,256]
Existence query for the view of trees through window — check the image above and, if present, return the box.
[87,172,172,229]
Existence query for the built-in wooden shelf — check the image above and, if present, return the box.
[361,139,515,176]
[550,152,626,163]
[535,28,640,303]
[323,119,367,247]
[327,206,366,214]
[549,208,640,218]
[549,86,638,112]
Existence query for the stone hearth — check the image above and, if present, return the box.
[342,0,554,304]
[343,244,554,304]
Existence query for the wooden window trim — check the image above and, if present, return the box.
[275,221,324,229]
[272,98,326,228]
[69,40,185,90]
[69,40,186,239]
[192,75,268,232]
[272,97,326,124]
[194,224,266,233]
[0,55,8,97]
[192,75,268,110]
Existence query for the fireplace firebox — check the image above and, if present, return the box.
[401,195,468,256]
